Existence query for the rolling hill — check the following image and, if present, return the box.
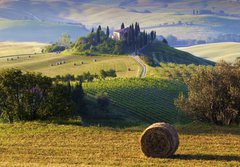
[0,20,89,42]
[0,0,240,42]
[141,41,215,66]
[178,42,240,63]
[0,42,141,78]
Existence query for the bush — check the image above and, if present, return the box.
[100,69,117,79]
[175,61,240,126]
[45,44,65,53]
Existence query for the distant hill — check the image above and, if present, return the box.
[0,20,89,42]
[178,42,240,63]
[141,41,215,66]
[0,0,240,42]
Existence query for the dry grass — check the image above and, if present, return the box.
[178,42,240,63]
[0,122,239,167]
[0,42,48,58]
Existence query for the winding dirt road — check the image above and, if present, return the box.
[131,53,147,78]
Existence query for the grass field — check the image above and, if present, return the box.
[178,42,240,63]
[0,42,48,57]
[0,53,141,78]
[0,122,239,167]
[0,42,141,78]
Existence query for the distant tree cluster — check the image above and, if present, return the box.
[45,23,159,55]
[123,22,157,51]
[175,61,240,126]
[44,33,72,53]
[0,69,84,123]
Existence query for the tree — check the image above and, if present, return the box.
[162,38,168,45]
[97,25,102,43]
[175,61,240,126]
[91,28,94,33]
[58,33,71,49]
[106,26,110,38]
[121,23,125,29]
[71,82,85,114]
[100,70,107,79]
[96,92,110,112]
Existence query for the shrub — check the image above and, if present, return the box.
[45,44,65,53]
[175,61,240,126]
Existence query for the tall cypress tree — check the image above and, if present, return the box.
[97,26,101,43]
[121,23,125,29]
[106,26,110,38]
[98,25,102,31]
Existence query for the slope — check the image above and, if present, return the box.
[141,41,215,66]
[178,42,240,63]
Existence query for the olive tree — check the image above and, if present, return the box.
[175,61,240,126]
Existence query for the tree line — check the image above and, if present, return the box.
[54,69,117,82]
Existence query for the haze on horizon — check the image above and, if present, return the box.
[0,0,240,43]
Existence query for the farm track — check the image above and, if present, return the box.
[131,55,147,78]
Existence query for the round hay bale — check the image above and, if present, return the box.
[140,122,179,158]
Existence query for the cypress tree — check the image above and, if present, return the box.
[106,26,110,38]
[98,25,102,31]
[97,26,101,43]
[121,23,125,29]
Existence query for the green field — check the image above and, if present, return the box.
[0,53,141,78]
[0,42,141,78]
[0,122,239,167]
[83,78,190,124]
[178,42,240,63]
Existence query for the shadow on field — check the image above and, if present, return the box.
[173,154,240,161]
[176,123,240,135]
[81,117,144,129]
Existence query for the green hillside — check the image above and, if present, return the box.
[0,53,141,78]
[83,78,190,124]
[141,41,215,66]
[178,42,240,63]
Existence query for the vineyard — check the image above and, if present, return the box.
[83,78,190,124]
